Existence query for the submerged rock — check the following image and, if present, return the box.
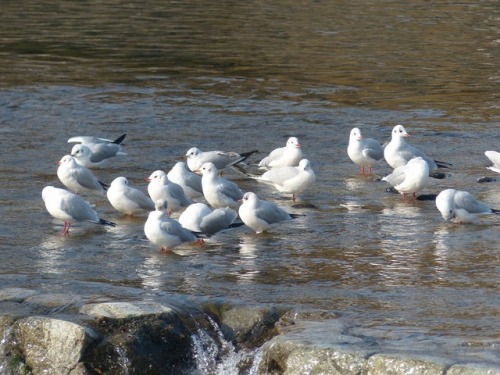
[258,320,370,374]
[202,300,284,349]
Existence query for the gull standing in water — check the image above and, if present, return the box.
[436,188,500,224]
[258,159,316,202]
[42,186,116,235]
[383,125,451,171]
[107,177,155,216]
[145,170,192,216]
[238,192,301,234]
[198,162,244,209]
[69,133,127,168]
[347,127,384,175]
[382,157,429,201]
[167,161,204,199]
[184,147,258,172]
[178,203,241,235]
[56,154,108,195]
[144,200,200,253]
[258,136,302,169]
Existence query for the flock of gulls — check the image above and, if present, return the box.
[41,125,500,252]
[42,134,314,251]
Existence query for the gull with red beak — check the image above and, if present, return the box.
[56,155,108,195]
[197,162,244,209]
[347,127,384,175]
[383,124,451,171]
[42,186,115,235]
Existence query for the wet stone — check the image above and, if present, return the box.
[14,316,98,375]
[446,363,500,375]
[80,301,174,319]
[366,353,450,375]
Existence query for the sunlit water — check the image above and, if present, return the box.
[0,0,499,368]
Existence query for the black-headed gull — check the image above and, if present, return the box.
[383,125,451,171]
[56,155,107,195]
[347,127,384,175]
[178,203,242,235]
[485,151,500,174]
[436,189,500,224]
[145,170,192,216]
[167,161,204,199]
[259,159,316,202]
[198,162,244,209]
[144,200,200,253]
[42,186,116,235]
[107,177,155,216]
[258,136,303,169]
[69,133,127,168]
[184,147,258,172]
[382,157,429,201]
[238,192,301,234]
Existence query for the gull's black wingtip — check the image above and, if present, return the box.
[113,134,127,145]
[100,219,117,227]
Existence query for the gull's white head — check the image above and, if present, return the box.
[185,147,202,159]
[391,124,409,139]
[110,176,130,187]
[41,186,58,202]
[172,161,189,172]
[198,162,217,175]
[58,154,77,166]
[349,128,363,141]
[436,189,456,221]
[70,144,91,159]
[286,137,301,148]
[298,159,312,170]
[241,191,259,205]
[146,170,167,182]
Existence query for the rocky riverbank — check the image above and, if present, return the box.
[0,288,498,374]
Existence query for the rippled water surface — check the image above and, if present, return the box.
[0,0,499,365]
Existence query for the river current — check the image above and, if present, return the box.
[0,0,499,367]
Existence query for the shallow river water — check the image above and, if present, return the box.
[0,0,499,368]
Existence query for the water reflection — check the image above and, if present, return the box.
[234,234,264,285]
[136,254,165,293]
[0,0,499,364]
